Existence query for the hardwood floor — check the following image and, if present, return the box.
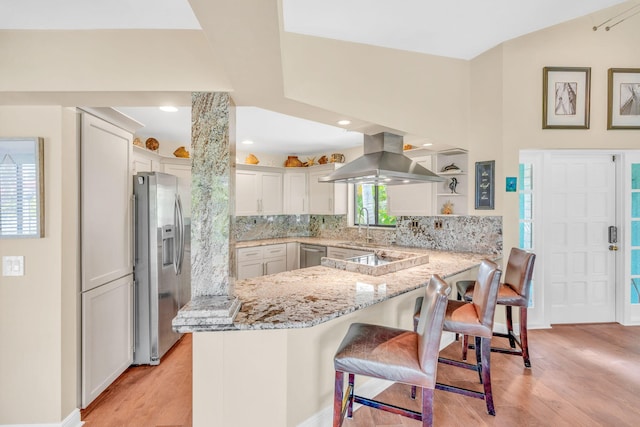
[80,324,640,427]
[80,333,192,427]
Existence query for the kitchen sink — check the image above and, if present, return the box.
[322,248,429,276]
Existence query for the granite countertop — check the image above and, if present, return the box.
[176,238,496,332]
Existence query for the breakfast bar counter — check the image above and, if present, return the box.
[176,238,493,332]
[183,241,496,427]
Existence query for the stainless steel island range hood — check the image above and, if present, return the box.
[318,132,445,185]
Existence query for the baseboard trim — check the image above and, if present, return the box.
[3,409,83,427]
[297,333,456,427]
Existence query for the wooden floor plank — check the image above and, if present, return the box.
[81,323,640,427]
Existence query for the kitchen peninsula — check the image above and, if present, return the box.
[176,238,492,427]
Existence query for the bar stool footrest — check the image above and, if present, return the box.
[353,395,423,421]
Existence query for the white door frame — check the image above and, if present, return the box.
[521,149,634,328]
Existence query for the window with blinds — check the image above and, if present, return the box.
[0,137,44,238]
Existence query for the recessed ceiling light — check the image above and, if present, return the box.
[337,120,351,126]
[422,143,433,147]
[159,106,178,112]
[241,140,254,145]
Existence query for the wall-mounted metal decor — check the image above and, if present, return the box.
[543,66,591,129]
[608,68,640,129]
[0,137,44,238]
[475,160,495,210]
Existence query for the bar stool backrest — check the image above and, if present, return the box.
[470,259,502,330]
[416,275,451,383]
[504,248,536,301]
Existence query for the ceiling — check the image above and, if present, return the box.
[1,0,629,154]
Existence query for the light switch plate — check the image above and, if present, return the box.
[3,256,24,276]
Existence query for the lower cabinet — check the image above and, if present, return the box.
[81,275,133,408]
[326,246,373,260]
[237,244,287,280]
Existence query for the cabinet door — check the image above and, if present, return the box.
[236,170,260,215]
[81,275,133,408]
[163,163,192,218]
[237,260,264,280]
[260,172,283,215]
[309,171,332,214]
[387,156,434,216]
[327,247,350,260]
[264,257,287,276]
[286,242,299,271]
[132,153,153,174]
[284,172,308,214]
[81,114,133,292]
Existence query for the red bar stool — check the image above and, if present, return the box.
[412,259,502,415]
[458,248,536,367]
[332,275,451,427]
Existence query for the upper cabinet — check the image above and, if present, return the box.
[131,145,162,174]
[283,169,308,214]
[236,164,283,216]
[387,155,435,216]
[308,163,347,215]
[434,148,468,215]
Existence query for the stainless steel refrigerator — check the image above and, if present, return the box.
[133,172,190,365]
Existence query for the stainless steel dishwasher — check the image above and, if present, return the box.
[299,244,327,268]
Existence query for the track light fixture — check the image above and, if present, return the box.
[593,2,640,31]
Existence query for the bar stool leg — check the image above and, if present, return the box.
[347,374,355,418]
[333,371,344,427]
[479,337,495,416]
[475,336,483,384]
[520,306,531,368]
[505,306,516,348]
[422,387,434,427]
[461,334,469,361]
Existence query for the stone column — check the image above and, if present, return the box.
[173,92,240,331]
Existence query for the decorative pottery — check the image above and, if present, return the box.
[284,155,304,167]
[173,146,190,158]
[245,153,259,165]
[330,153,345,163]
[145,137,159,151]
[403,144,413,151]
[441,200,454,215]
[306,157,316,166]
[133,137,143,147]
[318,155,328,164]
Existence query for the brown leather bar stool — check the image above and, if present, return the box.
[458,248,536,368]
[333,275,451,427]
[412,259,502,416]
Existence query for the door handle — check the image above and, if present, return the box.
[609,245,619,251]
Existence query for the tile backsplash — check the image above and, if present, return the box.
[234,214,502,254]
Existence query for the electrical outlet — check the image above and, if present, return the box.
[3,256,24,276]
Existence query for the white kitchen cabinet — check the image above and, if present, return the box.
[434,149,468,215]
[284,170,308,214]
[327,246,373,260]
[237,243,287,279]
[131,145,162,174]
[236,165,283,216]
[286,242,299,271]
[81,275,133,408]
[387,155,435,216]
[308,164,347,215]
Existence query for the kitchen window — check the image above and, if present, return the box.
[354,184,396,227]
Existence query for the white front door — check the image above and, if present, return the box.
[545,153,617,324]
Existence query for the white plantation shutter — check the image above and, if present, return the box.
[0,138,43,238]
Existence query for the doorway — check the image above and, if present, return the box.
[543,152,618,324]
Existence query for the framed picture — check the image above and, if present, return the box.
[542,66,591,129]
[607,68,640,129]
[475,160,495,210]
[506,177,517,192]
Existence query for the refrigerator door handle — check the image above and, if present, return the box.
[175,194,185,275]
[132,193,137,265]
[173,196,180,275]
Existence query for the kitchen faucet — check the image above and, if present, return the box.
[358,207,373,243]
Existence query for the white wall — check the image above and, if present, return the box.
[0,106,80,424]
